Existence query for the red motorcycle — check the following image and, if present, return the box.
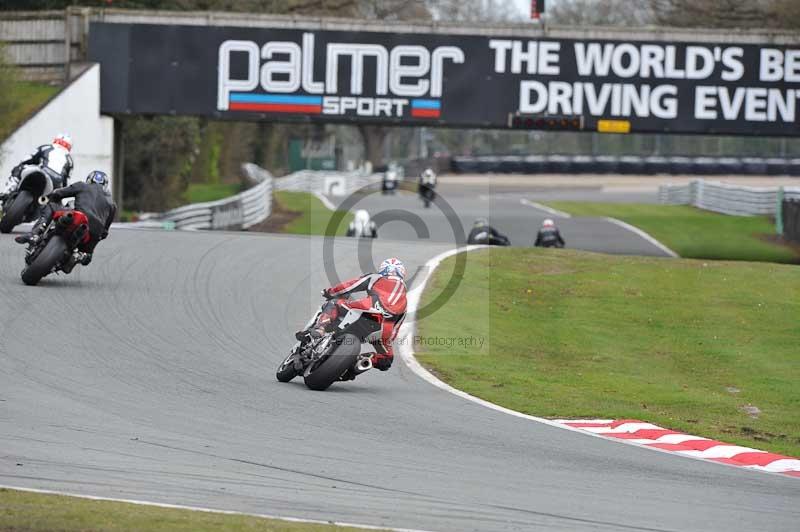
[276,296,384,391]
[21,205,91,286]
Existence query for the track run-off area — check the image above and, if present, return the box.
[1,182,798,532]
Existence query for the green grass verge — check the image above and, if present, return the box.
[0,488,381,531]
[0,81,58,143]
[416,247,800,456]
[274,191,353,236]
[543,202,797,264]
[185,182,242,204]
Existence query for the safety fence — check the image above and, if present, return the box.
[452,155,800,176]
[783,200,800,244]
[272,169,382,195]
[155,163,273,230]
[658,180,800,216]
[128,166,380,230]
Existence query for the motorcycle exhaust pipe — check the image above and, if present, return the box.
[356,357,373,372]
[38,195,49,206]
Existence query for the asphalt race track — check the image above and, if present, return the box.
[0,188,798,531]
[334,183,670,256]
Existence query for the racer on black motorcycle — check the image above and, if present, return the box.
[17,171,116,272]
[467,218,511,246]
[418,168,437,208]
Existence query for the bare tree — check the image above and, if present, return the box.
[547,0,653,26]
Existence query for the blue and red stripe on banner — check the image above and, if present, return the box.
[229,93,322,114]
[411,99,441,118]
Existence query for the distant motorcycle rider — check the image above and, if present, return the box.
[2,134,74,201]
[16,171,116,272]
[534,219,565,248]
[346,209,378,238]
[467,218,510,246]
[297,258,407,372]
[418,167,437,206]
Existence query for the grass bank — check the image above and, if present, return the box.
[269,191,353,236]
[0,81,59,143]
[185,182,242,204]
[0,488,381,532]
[543,202,797,264]
[416,247,800,456]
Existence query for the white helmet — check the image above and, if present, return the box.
[542,219,555,228]
[355,209,370,227]
[379,258,406,281]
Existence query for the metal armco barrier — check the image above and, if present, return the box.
[160,163,273,230]
[659,180,800,216]
[147,166,379,230]
[782,200,800,243]
[273,170,382,196]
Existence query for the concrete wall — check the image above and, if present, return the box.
[0,64,114,194]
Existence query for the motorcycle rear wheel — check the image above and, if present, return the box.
[21,235,67,286]
[303,333,360,391]
[0,190,33,233]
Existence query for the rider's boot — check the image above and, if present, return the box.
[14,215,47,245]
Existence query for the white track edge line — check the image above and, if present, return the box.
[0,485,433,532]
[519,199,572,218]
[603,217,679,258]
[398,246,794,479]
[314,191,338,211]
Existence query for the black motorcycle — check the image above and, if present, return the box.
[0,166,61,233]
[276,298,384,390]
[467,227,511,246]
[419,183,435,208]
[21,204,91,286]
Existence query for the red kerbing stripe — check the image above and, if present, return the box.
[230,102,321,113]
[411,108,440,118]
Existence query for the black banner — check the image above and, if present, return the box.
[89,22,800,136]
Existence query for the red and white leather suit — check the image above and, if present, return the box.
[319,273,407,369]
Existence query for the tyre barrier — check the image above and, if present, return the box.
[451,155,800,176]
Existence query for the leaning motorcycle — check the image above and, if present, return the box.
[20,205,90,286]
[468,231,511,246]
[276,297,384,391]
[0,165,60,233]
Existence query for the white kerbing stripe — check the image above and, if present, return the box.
[554,419,614,424]
[753,459,800,473]
[583,423,663,434]
[313,192,337,211]
[637,434,711,445]
[399,246,797,479]
[604,217,679,258]
[0,485,433,532]
[678,446,766,459]
[519,198,572,218]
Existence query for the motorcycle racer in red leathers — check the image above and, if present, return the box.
[297,258,407,372]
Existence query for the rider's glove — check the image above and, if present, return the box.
[321,289,333,299]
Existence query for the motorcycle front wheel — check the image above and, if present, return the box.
[276,352,299,382]
[21,235,67,286]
